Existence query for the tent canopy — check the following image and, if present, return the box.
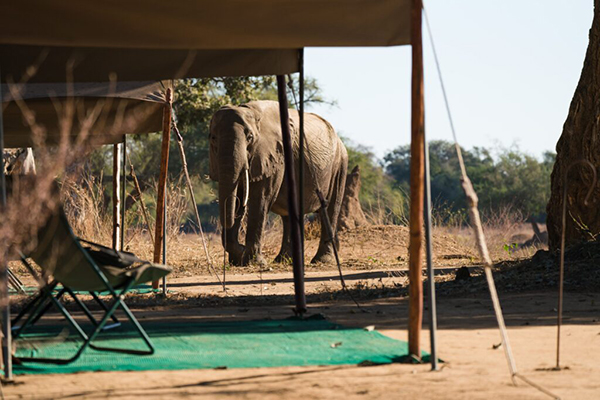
[1,81,170,147]
[0,0,411,83]
[0,46,301,83]
[3,0,411,49]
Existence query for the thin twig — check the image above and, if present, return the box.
[126,153,155,247]
[171,117,223,288]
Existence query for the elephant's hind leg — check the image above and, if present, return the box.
[311,168,346,264]
[274,216,293,264]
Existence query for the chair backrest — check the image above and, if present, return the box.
[5,177,110,291]
[30,205,110,291]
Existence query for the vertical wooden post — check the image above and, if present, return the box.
[298,49,305,251]
[276,75,307,314]
[408,0,425,359]
[153,88,173,289]
[0,67,12,380]
[112,142,122,250]
[120,137,127,251]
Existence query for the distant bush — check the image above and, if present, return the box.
[384,140,554,222]
[342,138,408,225]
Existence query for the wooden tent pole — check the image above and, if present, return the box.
[152,88,173,289]
[298,49,305,252]
[120,137,127,251]
[276,75,307,314]
[408,0,424,359]
[0,67,12,380]
[112,142,122,250]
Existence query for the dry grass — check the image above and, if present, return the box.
[55,170,546,282]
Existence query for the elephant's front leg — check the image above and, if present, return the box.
[242,182,276,267]
[223,211,246,265]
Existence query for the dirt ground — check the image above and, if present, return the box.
[4,288,599,400]
[6,225,599,399]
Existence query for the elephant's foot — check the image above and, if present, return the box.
[226,244,246,266]
[242,250,268,267]
[310,245,336,264]
[273,247,293,264]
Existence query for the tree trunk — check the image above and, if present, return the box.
[547,0,600,250]
[338,165,369,230]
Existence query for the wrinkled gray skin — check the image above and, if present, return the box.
[209,100,348,266]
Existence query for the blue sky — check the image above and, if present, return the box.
[304,1,593,160]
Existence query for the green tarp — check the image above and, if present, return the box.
[14,318,425,375]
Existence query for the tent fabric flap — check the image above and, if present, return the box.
[1,81,168,148]
[0,46,301,83]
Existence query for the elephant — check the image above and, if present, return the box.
[209,100,348,266]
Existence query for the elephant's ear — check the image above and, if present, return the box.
[250,140,284,182]
[247,103,286,182]
[208,110,222,181]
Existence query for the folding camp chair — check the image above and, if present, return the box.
[11,190,171,365]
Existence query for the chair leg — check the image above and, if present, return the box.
[14,291,93,364]
[12,290,45,329]
[29,288,67,327]
[90,292,121,328]
[12,283,60,340]
[8,269,26,294]
[65,289,121,331]
[15,279,155,365]
[87,280,154,356]
[66,288,99,326]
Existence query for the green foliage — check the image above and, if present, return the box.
[86,76,333,228]
[343,138,407,224]
[503,242,519,255]
[384,140,554,220]
[91,76,334,179]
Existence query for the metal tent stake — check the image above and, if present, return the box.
[424,137,438,370]
[153,88,173,290]
[276,75,306,315]
[162,192,167,294]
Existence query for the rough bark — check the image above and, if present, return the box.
[338,165,369,230]
[547,0,600,250]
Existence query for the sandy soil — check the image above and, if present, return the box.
[6,225,595,399]
[4,271,599,399]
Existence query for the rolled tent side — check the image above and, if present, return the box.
[0,46,301,84]
[0,81,170,147]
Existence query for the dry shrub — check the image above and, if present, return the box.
[165,179,189,242]
[363,195,408,226]
[61,169,111,243]
[438,203,541,261]
[304,218,321,240]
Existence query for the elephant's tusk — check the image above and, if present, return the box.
[243,169,250,208]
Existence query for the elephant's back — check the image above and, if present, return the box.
[292,111,344,169]
[272,108,347,216]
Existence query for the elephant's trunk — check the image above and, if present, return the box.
[218,134,248,230]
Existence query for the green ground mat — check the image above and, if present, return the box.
[10,284,165,296]
[13,318,425,375]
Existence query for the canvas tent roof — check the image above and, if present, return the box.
[2,0,411,50]
[0,0,411,83]
[0,46,301,83]
[1,81,169,147]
